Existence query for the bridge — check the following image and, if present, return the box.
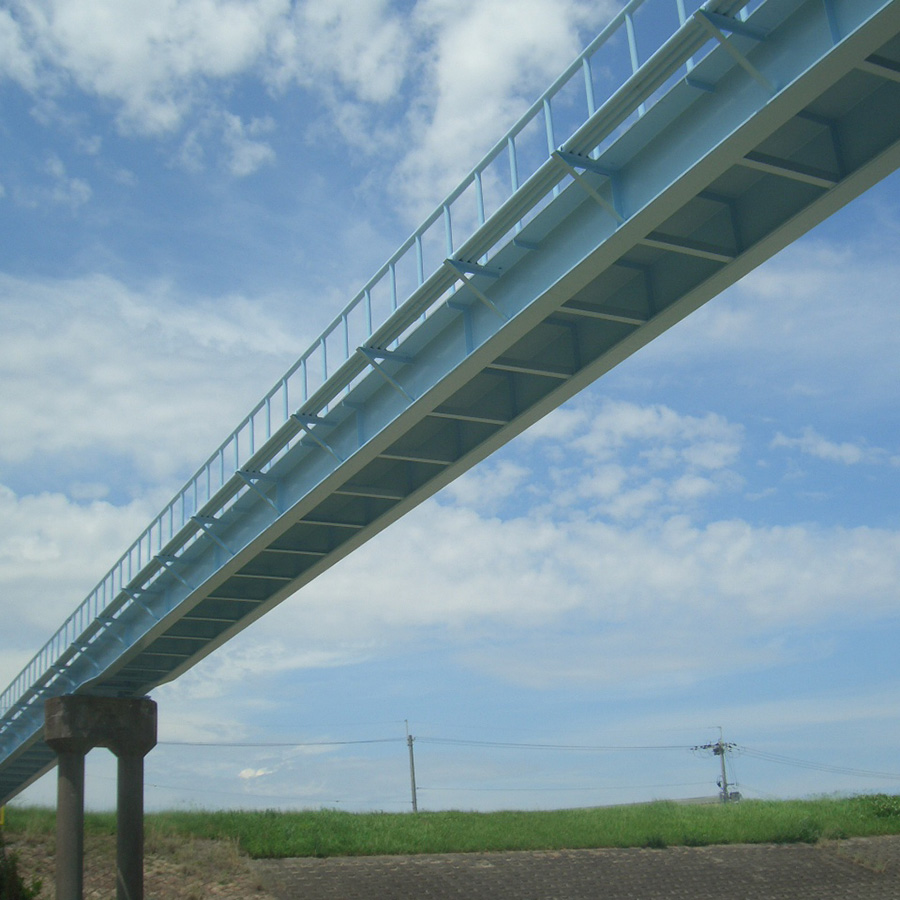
[3,0,900,807]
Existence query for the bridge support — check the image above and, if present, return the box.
[44,695,157,900]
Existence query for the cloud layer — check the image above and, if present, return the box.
[1,0,612,193]
[0,272,307,484]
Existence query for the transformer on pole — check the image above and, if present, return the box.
[693,730,740,803]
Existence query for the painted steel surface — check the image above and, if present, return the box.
[3,0,900,802]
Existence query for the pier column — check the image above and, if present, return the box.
[109,703,157,900]
[47,742,89,900]
[45,696,157,900]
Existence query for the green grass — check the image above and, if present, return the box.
[0,830,43,899]
[4,795,900,860]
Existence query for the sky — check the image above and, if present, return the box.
[1,0,899,814]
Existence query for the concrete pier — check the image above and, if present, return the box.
[44,695,157,900]
[52,748,87,900]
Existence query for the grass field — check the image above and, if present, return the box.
[4,795,900,860]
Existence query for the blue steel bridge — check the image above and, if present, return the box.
[3,0,900,804]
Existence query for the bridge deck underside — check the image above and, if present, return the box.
[3,4,900,804]
[140,46,900,693]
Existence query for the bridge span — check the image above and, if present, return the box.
[3,0,900,805]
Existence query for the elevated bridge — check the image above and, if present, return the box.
[3,0,900,805]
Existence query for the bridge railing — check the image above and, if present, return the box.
[1,0,761,727]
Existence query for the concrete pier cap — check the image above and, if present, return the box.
[44,695,157,758]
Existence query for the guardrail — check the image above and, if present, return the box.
[0,0,760,730]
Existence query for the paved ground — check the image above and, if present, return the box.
[253,835,900,899]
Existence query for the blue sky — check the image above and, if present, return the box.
[2,0,900,813]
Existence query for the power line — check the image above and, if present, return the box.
[738,746,900,781]
[733,783,782,801]
[158,736,692,751]
[155,735,900,786]
[420,781,712,793]
[157,738,403,748]
[417,737,691,752]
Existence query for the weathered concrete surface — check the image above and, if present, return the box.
[44,696,157,757]
[254,835,900,900]
[44,695,157,900]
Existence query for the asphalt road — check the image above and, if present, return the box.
[254,835,900,899]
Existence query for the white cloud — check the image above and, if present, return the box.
[7,0,289,134]
[524,399,744,521]
[442,460,532,511]
[0,484,157,639]
[0,272,308,481]
[112,167,137,186]
[44,153,92,208]
[1,0,621,199]
[667,473,720,502]
[0,648,47,705]
[657,234,900,408]
[270,0,412,104]
[159,492,900,698]
[179,110,276,175]
[155,708,252,745]
[428,513,900,691]
[221,112,276,176]
[0,8,38,89]
[165,641,373,703]
[570,400,742,469]
[2,0,415,174]
[771,427,889,466]
[238,767,275,779]
[523,404,589,443]
[7,154,94,209]
[68,482,111,501]
[396,0,613,218]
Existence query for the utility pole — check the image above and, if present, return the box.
[715,737,730,801]
[692,728,738,803]
[406,720,418,813]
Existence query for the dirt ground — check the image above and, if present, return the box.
[5,831,278,900]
